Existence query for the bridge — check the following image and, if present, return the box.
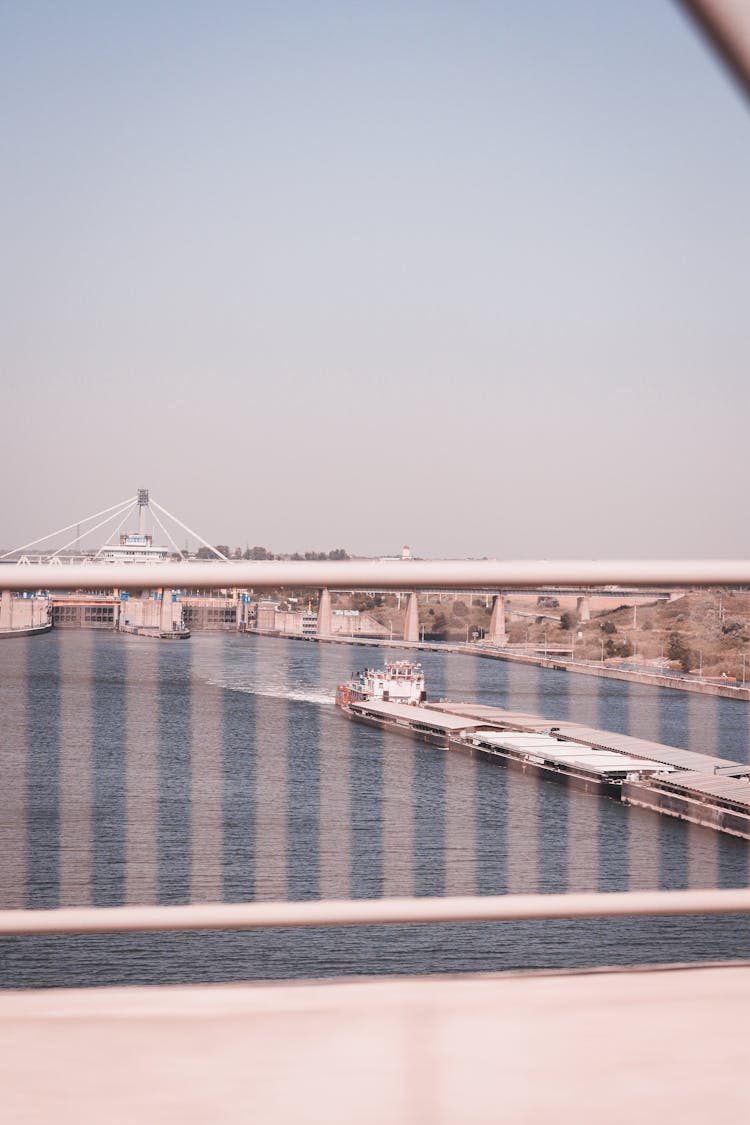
[0,486,722,643]
[2,555,746,641]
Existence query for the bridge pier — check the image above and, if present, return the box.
[576,595,591,623]
[403,592,419,642]
[0,590,12,629]
[159,588,174,634]
[317,588,332,636]
[487,594,508,646]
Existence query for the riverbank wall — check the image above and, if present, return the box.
[244,628,750,702]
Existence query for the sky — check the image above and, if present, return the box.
[1,0,749,559]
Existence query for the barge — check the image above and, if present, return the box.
[335,661,750,838]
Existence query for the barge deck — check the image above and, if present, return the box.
[338,695,750,840]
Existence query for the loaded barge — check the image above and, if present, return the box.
[335,661,750,840]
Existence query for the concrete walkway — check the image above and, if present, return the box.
[2,963,750,1123]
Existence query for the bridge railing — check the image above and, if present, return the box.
[3,557,750,590]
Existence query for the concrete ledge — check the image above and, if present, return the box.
[2,964,750,1123]
[0,623,53,639]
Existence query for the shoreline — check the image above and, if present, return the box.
[244,627,750,702]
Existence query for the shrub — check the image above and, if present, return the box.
[605,638,632,659]
[722,619,743,636]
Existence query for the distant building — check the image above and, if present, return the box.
[99,533,169,564]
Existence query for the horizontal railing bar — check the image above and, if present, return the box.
[680,0,750,105]
[3,559,750,592]
[2,889,750,935]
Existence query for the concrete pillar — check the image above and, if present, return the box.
[1,590,12,630]
[488,594,508,645]
[317,587,332,635]
[576,595,591,623]
[403,592,419,642]
[159,588,173,633]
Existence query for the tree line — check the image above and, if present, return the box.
[195,546,349,561]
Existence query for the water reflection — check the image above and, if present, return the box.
[60,632,92,905]
[351,723,384,899]
[382,724,414,898]
[318,644,347,900]
[219,638,255,903]
[26,634,60,909]
[254,644,288,902]
[158,645,192,903]
[0,637,27,909]
[190,644,223,903]
[125,640,159,905]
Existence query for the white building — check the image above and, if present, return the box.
[99,533,169,564]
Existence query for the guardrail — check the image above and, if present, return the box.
[2,889,750,935]
[3,558,750,590]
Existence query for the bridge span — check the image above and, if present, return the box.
[2,558,749,644]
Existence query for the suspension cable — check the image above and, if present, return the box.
[0,496,137,560]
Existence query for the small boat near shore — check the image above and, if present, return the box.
[119,623,190,640]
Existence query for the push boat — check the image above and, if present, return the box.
[336,660,426,708]
[336,659,458,749]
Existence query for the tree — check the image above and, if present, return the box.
[430,612,449,640]
[667,633,692,673]
[559,611,573,631]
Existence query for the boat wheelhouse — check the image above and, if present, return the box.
[336,660,426,707]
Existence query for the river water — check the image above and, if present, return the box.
[1,631,749,988]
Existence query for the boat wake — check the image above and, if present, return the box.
[207,678,335,706]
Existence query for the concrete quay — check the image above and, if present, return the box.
[529,651,750,701]
[247,627,750,702]
[2,963,749,1124]
[0,590,52,638]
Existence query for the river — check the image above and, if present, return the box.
[1,630,748,987]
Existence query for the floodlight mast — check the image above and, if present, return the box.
[137,489,149,536]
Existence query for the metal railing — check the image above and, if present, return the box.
[4,558,750,590]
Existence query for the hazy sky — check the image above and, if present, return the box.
[2,1,749,559]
